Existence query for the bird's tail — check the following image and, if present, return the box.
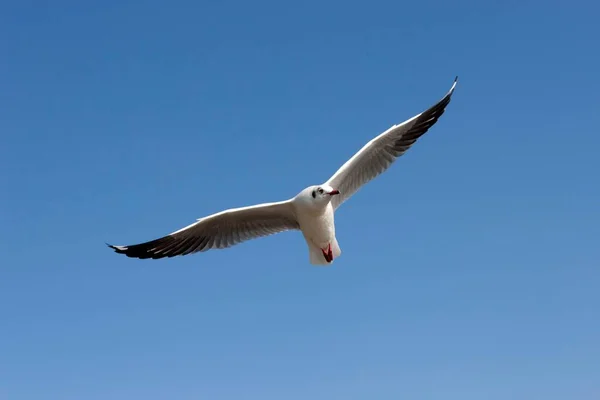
[307,237,342,266]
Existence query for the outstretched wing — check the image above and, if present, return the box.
[326,77,458,210]
[108,200,299,259]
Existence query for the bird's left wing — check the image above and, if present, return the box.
[108,200,299,259]
[326,77,458,210]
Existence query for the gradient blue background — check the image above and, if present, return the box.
[1,1,599,399]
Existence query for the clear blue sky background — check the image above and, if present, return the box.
[1,1,599,399]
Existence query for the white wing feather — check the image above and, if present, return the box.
[108,200,299,259]
[326,77,458,210]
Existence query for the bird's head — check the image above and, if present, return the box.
[295,184,340,211]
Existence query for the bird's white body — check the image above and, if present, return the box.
[108,77,458,265]
[296,202,335,249]
[294,201,341,265]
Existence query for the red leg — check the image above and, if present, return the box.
[321,243,333,263]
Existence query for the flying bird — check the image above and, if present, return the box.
[108,77,458,265]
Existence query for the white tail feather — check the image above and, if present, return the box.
[307,237,342,266]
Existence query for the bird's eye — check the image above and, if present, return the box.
[318,188,323,194]
[312,190,316,198]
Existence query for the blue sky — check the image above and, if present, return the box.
[1,0,599,399]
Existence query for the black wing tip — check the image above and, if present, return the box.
[106,242,145,258]
[448,76,459,95]
[430,75,458,108]
[106,242,129,255]
[105,240,180,260]
[395,75,458,143]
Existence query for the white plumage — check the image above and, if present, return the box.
[108,77,458,265]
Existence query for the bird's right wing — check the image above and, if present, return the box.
[108,200,299,259]
[326,77,458,210]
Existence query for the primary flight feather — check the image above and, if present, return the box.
[108,77,458,265]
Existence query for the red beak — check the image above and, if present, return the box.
[329,189,340,196]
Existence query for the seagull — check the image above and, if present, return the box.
[108,77,458,265]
